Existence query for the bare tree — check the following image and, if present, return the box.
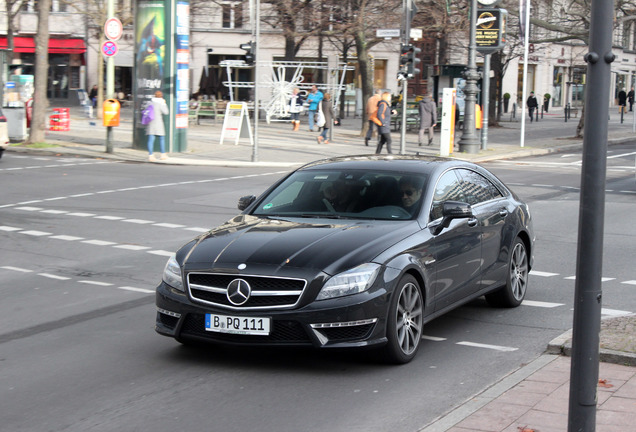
[64,0,134,116]
[27,0,51,144]
[3,0,26,54]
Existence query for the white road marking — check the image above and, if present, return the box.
[41,209,69,214]
[67,212,96,217]
[81,239,117,246]
[14,206,43,211]
[0,226,23,231]
[38,273,71,280]
[153,223,186,228]
[123,219,154,224]
[564,276,616,282]
[78,280,113,286]
[522,300,564,308]
[622,280,636,285]
[456,341,518,352]
[147,250,174,257]
[113,244,152,251]
[0,266,33,272]
[94,215,125,220]
[19,230,52,236]
[118,286,154,294]
[49,235,84,241]
[422,335,447,341]
[185,227,209,233]
[529,270,559,277]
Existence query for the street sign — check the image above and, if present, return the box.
[101,40,118,57]
[376,29,401,38]
[104,17,123,41]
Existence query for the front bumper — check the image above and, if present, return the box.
[155,281,390,349]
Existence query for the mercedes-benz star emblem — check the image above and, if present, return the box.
[226,278,251,306]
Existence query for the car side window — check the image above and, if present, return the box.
[430,170,465,220]
[457,169,503,205]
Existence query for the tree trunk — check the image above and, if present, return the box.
[27,0,51,144]
[354,30,372,137]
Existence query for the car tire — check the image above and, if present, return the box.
[485,237,528,308]
[383,274,423,364]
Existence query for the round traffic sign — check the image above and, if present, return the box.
[104,17,123,41]
[101,40,118,57]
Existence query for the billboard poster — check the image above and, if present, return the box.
[175,1,190,129]
[135,1,166,126]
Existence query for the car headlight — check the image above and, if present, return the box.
[316,263,381,301]
[162,254,184,292]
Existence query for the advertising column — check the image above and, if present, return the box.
[133,0,189,152]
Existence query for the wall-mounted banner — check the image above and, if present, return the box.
[175,1,190,129]
[476,8,508,54]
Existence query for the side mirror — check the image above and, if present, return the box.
[237,195,256,211]
[432,201,473,235]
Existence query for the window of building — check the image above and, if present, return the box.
[222,2,243,29]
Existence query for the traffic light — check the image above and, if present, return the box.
[407,46,421,78]
[239,41,256,65]
[400,44,411,66]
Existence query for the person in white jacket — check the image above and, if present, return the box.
[146,90,169,161]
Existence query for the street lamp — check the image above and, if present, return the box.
[457,0,481,154]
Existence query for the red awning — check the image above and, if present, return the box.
[0,36,86,54]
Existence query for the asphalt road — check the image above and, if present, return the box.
[0,146,634,432]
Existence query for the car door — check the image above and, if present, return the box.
[456,169,508,293]
[429,169,483,311]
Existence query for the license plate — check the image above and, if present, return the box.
[205,313,271,336]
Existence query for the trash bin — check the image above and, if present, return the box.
[103,99,121,127]
[4,107,28,141]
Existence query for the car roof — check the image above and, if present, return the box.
[298,155,475,175]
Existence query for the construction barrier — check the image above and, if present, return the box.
[49,107,70,131]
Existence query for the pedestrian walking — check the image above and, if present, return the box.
[317,93,335,144]
[306,85,324,132]
[365,89,382,146]
[146,90,169,162]
[618,88,627,114]
[628,87,635,112]
[418,92,437,146]
[89,85,98,108]
[375,92,394,155]
[288,87,304,131]
[526,91,538,122]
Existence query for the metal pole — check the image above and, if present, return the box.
[567,0,614,430]
[105,0,115,154]
[251,0,260,162]
[519,0,530,148]
[458,0,480,153]
[481,54,490,150]
[399,0,411,155]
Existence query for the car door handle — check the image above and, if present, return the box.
[499,209,508,217]
[468,217,478,227]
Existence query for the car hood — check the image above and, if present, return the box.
[182,215,419,274]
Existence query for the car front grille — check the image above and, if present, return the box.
[187,272,307,310]
[179,314,312,344]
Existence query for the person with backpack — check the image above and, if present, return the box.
[144,90,169,161]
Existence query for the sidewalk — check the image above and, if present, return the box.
[6,105,636,432]
[422,315,636,432]
[7,104,636,167]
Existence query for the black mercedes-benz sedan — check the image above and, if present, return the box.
[156,155,534,363]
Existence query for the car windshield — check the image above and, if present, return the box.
[252,169,428,220]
